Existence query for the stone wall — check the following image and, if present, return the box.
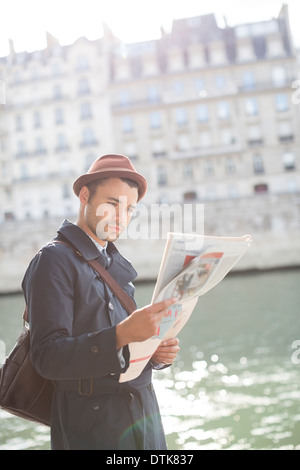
[0,193,299,293]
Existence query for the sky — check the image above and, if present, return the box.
[1,0,300,58]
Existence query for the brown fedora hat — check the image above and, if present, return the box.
[73,154,147,201]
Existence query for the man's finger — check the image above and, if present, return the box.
[152,297,178,312]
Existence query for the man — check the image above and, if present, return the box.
[22,154,179,450]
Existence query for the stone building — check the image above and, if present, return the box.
[0,5,299,290]
[109,6,300,204]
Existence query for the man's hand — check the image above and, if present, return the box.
[116,298,177,350]
[151,337,180,365]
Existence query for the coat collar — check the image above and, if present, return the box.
[56,219,138,285]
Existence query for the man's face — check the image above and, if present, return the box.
[83,177,138,243]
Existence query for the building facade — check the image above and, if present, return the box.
[0,5,300,290]
[0,4,299,222]
[108,6,300,205]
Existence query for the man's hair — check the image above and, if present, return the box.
[86,178,139,201]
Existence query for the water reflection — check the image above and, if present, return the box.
[153,344,300,450]
[0,412,50,450]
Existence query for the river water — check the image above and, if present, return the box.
[0,269,300,450]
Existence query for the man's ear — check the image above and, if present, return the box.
[79,186,89,205]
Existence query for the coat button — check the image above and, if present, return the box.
[108,302,114,310]
[91,346,99,353]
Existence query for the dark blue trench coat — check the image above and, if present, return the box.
[22,219,168,450]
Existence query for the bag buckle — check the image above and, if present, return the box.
[78,378,94,396]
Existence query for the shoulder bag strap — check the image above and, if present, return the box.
[53,239,136,314]
[86,258,136,314]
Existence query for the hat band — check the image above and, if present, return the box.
[91,166,137,173]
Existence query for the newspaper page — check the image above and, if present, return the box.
[119,232,252,382]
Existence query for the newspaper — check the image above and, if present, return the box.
[119,232,252,383]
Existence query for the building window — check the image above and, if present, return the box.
[131,57,142,77]
[16,140,27,158]
[53,84,63,100]
[286,177,298,192]
[56,133,69,151]
[206,187,217,200]
[0,82,5,105]
[271,66,286,87]
[81,128,97,146]
[122,116,134,133]
[225,157,236,174]
[183,191,197,201]
[275,93,288,112]
[4,211,15,221]
[15,115,23,132]
[120,90,130,107]
[253,154,264,173]
[254,183,268,193]
[52,63,62,76]
[124,142,138,160]
[268,39,284,58]
[242,71,255,90]
[147,85,160,103]
[217,101,230,120]
[282,151,295,171]
[220,128,235,146]
[78,78,90,95]
[245,97,258,115]
[80,102,93,119]
[35,136,46,154]
[215,75,225,89]
[38,160,47,179]
[199,131,211,147]
[31,68,39,80]
[204,159,214,176]
[149,111,161,129]
[175,107,188,126]
[196,104,209,123]
[20,163,28,180]
[174,81,184,95]
[13,71,21,84]
[183,162,194,180]
[152,139,165,158]
[177,134,190,152]
[228,185,239,198]
[2,162,8,179]
[62,183,71,199]
[278,120,293,142]
[33,111,42,128]
[157,166,167,186]
[55,108,64,125]
[195,78,206,95]
[85,153,97,171]
[248,125,263,146]
[76,55,89,71]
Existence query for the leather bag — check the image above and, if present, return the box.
[0,315,54,426]
[0,239,136,426]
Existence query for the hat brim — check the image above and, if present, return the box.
[73,169,147,201]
